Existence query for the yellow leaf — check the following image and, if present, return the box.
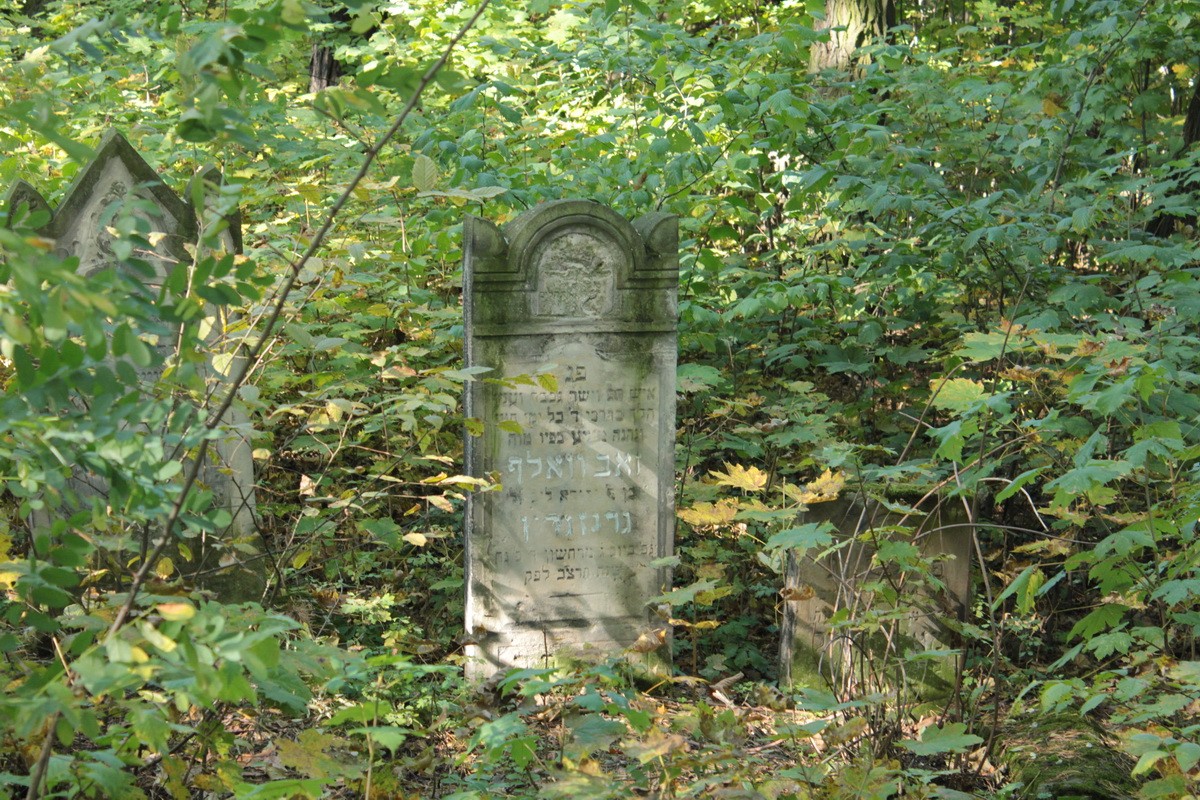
[404,532,428,547]
[677,499,739,528]
[785,469,845,505]
[780,584,816,602]
[427,495,454,512]
[708,463,768,492]
[292,549,312,569]
[1042,95,1064,116]
[141,622,177,653]
[157,602,196,622]
[154,557,175,579]
[627,628,666,653]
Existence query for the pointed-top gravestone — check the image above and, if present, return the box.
[47,129,197,278]
[462,200,678,679]
[3,180,51,229]
[5,130,263,601]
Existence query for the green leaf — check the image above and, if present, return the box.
[653,578,719,607]
[348,726,410,752]
[766,523,835,553]
[412,154,438,193]
[566,714,626,758]
[235,779,325,799]
[956,331,1025,362]
[1174,742,1200,772]
[930,378,986,413]
[677,363,724,392]
[995,467,1044,503]
[898,723,982,756]
[1068,603,1126,642]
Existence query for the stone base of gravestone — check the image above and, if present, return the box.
[779,494,973,698]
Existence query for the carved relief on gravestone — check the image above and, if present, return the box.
[779,493,973,697]
[463,200,678,678]
[3,130,264,600]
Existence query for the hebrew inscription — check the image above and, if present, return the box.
[463,201,678,678]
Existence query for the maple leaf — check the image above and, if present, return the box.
[708,463,768,492]
[677,499,739,527]
[278,730,362,780]
[784,469,845,505]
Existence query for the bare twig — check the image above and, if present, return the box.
[24,712,59,800]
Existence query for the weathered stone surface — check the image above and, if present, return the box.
[779,494,973,697]
[463,200,677,678]
[6,130,264,601]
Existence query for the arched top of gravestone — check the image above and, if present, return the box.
[464,200,678,335]
[3,180,51,230]
[49,129,197,276]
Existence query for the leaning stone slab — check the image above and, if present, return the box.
[779,493,973,698]
[4,130,264,601]
[462,200,678,679]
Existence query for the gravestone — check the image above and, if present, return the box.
[462,200,678,678]
[779,494,973,697]
[4,130,264,600]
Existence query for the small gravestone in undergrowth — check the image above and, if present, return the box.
[4,129,264,601]
[462,200,678,679]
[779,493,973,698]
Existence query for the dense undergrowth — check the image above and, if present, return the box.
[1,0,1200,796]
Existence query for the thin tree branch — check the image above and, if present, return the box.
[1047,0,1151,205]
[105,0,492,640]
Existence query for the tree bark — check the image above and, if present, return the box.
[309,42,340,93]
[809,0,896,73]
[1147,76,1200,237]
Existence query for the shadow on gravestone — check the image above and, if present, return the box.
[3,129,266,602]
[462,200,678,681]
[779,492,974,700]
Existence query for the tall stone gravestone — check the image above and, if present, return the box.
[463,200,678,678]
[779,493,973,697]
[4,130,264,600]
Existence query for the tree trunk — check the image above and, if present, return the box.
[809,0,897,73]
[309,42,340,93]
[1147,76,1200,237]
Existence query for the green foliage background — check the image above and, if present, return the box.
[1,0,1200,796]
